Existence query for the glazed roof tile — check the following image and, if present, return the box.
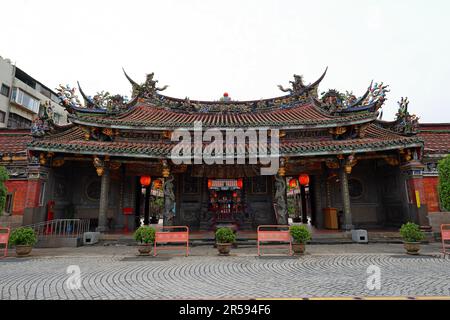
[0,130,32,154]
[28,124,422,158]
[72,102,377,129]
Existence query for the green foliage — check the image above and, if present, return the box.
[133,226,156,244]
[289,225,312,244]
[399,222,425,243]
[215,227,236,244]
[438,155,450,211]
[9,227,37,246]
[0,166,8,215]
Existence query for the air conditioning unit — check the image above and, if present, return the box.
[352,229,368,243]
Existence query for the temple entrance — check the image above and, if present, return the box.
[287,175,317,227]
[208,179,244,228]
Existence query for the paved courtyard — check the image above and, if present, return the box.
[0,244,449,299]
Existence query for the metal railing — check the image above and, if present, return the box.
[18,219,90,239]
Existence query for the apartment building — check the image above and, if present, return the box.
[0,55,68,129]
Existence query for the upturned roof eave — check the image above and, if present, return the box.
[69,114,378,131]
[27,140,423,160]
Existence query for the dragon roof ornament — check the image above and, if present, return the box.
[278,67,328,98]
[393,97,419,135]
[31,101,56,137]
[320,81,389,115]
[55,84,82,113]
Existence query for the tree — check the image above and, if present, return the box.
[438,155,450,211]
[0,166,9,215]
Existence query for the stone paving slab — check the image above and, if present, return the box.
[0,243,449,300]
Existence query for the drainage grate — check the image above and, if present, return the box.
[120,256,172,262]
[390,254,437,260]
[256,256,300,260]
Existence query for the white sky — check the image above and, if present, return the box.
[1,0,449,122]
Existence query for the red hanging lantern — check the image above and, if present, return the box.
[298,174,310,186]
[289,178,298,188]
[237,178,243,189]
[140,176,151,187]
[208,179,213,189]
[232,192,237,198]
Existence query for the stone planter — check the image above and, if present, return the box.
[403,242,421,255]
[15,245,33,257]
[138,244,153,256]
[217,243,232,255]
[292,243,306,255]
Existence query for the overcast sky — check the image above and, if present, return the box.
[1,0,449,122]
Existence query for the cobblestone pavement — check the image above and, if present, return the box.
[1,244,449,299]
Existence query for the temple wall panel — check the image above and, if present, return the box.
[245,176,275,226]
[423,176,441,212]
[326,159,410,228]
[5,180,30,215]
[175,173,203,230]
[48,164,121,228]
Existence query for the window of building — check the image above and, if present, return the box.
[11,87,40,113]
[86,180,101,201]
[5,193,13,214]
[0,110,5,123]
[1,84,10,97]
[53,112,62,124]
[348,179,363,198]
[7,113,32,129]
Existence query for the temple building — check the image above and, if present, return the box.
[2,68,448,233]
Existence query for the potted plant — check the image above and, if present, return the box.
[215,227,236,255]
[133,226,156,256]
[400,222,425,255]
[9,227,37,257]
[290,225,311,254]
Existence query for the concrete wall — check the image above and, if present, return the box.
[12,78,67,124]
[428,212,450,233]
[0,56,14,128]
[0,56,68,127]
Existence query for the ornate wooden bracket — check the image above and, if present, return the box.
[329,126,347,138]
[278,157,286,176]
[93,156,105,176]
[52,158,65,167]
[39,152,54,165]
[399,149,413,163]
[161,159,171,177]
[325,158,340,169]
[384,156,400,166]
[344,154,357,174]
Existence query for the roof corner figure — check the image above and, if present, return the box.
[277,67,328,97]
[123,68,169,99]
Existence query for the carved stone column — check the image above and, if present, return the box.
[97,166,110,232]
[163,175,175,226]
[313,175,323,229]
[400,160,430,229]
[274,174,288,225]
[339,166,354,231]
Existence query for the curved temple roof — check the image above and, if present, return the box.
[28,69,422,160]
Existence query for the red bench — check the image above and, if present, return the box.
[257,225,292,256]
[154,226,189,257]
[441,224,450,255]
[0,227,10,258]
